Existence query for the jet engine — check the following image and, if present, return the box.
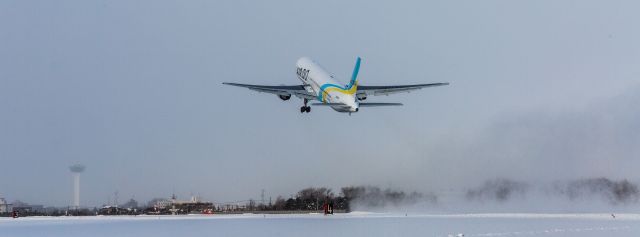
[278,94,291,101]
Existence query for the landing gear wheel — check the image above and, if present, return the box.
[300,99,311,113]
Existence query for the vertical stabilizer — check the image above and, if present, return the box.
[348,57,361,90]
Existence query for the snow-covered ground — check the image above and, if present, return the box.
[1,213,639,237]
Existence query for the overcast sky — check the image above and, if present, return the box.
[1,0,639,207]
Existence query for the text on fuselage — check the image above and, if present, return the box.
[297,67,310,81]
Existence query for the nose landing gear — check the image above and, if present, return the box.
[300,99,311,113]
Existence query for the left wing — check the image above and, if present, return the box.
[357,82,449,97]
[222,82,316,100]
[312,102,403,107]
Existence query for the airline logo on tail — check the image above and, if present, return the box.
[317,57,360,102]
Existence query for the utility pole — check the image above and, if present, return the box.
[114,191,119,208]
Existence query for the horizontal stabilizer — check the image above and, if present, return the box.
[359,103,403,107]
[312,102,403,107]
[312,103,346,106]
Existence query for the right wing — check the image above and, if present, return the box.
[222,82,316,100]
[313,102,403,107]
[357,83,449,97]
[359,102,403,107]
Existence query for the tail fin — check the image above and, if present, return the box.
[347,57,361,90]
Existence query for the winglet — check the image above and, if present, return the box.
[348,57,361,89]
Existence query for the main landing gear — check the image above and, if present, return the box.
[300,99,311,113]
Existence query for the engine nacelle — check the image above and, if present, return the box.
[357,94,367,101]
[278,94,291,101]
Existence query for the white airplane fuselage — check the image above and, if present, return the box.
[295,57,359,113]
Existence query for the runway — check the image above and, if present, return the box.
[1,212,638,237]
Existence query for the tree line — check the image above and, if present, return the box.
[249,186,433,212]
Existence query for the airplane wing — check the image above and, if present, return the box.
[357,82,449,97]
[359,102,403,107]
[222,82,317,100]
[312,102,402,106]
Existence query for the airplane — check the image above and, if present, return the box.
[223,57,449,114]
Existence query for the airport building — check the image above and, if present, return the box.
[0,196,12,213]
[11,200,44,214]
[146,194,213,215]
